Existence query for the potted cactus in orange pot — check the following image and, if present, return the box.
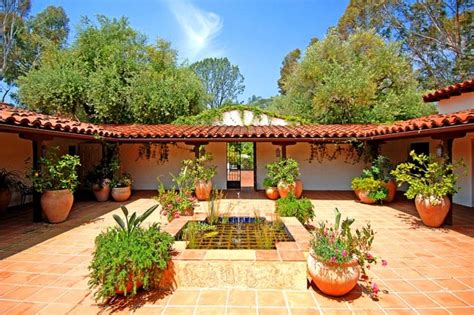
[30,148,81,223]
[391,151,464,227]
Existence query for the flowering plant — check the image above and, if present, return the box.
[156,183,197,222]
[310,208,387,299]
[110,173,133,188]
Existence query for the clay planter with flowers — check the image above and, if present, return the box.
[156,184,197,223]
[88,204,174,301]
[308,208,387,298]
[181,152,217,201]
[87,159,119,202]
[392,151,464,228]
[0,169,23,213]
[111,173,133,202]
[30,148,81,224]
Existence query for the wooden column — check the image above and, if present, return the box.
[443,138,454,226]
[32,140,43,222]
[185,142,209,158]
[272,142,296,159]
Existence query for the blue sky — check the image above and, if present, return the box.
[31,0,349,101]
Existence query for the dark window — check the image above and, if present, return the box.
[68,145,77,156]
[409,142,429,156]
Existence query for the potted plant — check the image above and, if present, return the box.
[111,173,133,202]
[273,158,302,198]
[87,156,119,202]
[308,208,387,298]
[0,169,23,213]
[181,152,217,201]
[391,151,464,227]
[275,193,314,225]
[30,148,81,223]
[351,155,396,204]
[263,177,279,200]
[156,182,197,222]
[88,204,174,301]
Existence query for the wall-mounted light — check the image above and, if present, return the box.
[436,143,444,157]
[275,148,281,158]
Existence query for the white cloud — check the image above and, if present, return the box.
[167,0,224,61]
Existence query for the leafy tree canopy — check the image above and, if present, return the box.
[17,16,206,124]
[191,57,245,108]
[337,0,473,89]
[274,30,436,124]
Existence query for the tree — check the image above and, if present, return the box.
[191,57,245,108]
[280,30,436,124]
[17,16,206,124]
[277,48,301,95]
[337,0,473,89]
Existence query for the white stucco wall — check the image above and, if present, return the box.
[219,110,291,126]
[255,142,366,191]
[119,143,194,190]
[381,135,474,207]
[437,92,474,114]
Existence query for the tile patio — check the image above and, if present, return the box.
[0,191,473,314]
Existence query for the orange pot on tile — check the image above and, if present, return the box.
[265,187,279,200]
[277,181,296,199]
[357,190,376,204]
[111,186,131,202]
[92,180,111,202]
[414,195,450,228]
[115,274,143,295]
[41,189,74,223]
[195,180,212,201]
[0,187,12,213]
[294,179,303,199]
[307,252,360,297]
[383,180,397,203]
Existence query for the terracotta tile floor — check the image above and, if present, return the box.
[0,190,473,314]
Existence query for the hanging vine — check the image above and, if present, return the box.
[137,143,172,164]
[308,141,379,165]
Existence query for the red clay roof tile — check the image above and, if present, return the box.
[1,102,474,141]
[423,79,474,102]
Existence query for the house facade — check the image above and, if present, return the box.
[1,80,473,213]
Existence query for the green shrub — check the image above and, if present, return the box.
[265,158,301,186]
[275,194,314,224]
[351,177,387,201]
[88,205,174,301]
[30,147,81,192]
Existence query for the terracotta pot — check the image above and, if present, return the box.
[415,195,450,227]
[353,189,361,200]
[182,207,194,216]
[265,187,279,200]
[111,186,132,202]
[115,274,143,295]
[195,180,212,201]
[307,252,360,297]
[384,181,397,203]
[0,188,12,213]
[92,182,110,202]
[357,190,376,204]
[277,181,296,198]
[41,189,74,223]
[294,179,303,199]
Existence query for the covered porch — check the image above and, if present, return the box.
[0,191,473,314]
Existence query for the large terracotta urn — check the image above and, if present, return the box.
[41,189,74,223]
[307,252,360,296]
[92,181,111,202]
[384,181,397,203]
[277,181,296,199]
[195,180,212,201]
[294,179,303,199]
[0,188,12,213]
[111,186,132,202]
[265,187,279,200]
[415,195,450,227]
[357,190,376,204]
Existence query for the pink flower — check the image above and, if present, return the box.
[381,259,388,267]
[173,212,180,219]
[360,274,369,281]
[330,256,337,263]
[161,210,168,216]
[366,253,374,260]
[366,264,371,270]
[372,282,379,294]
[342,250,348,257]
[167,204,173,209]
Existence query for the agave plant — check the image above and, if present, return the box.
[113,204,158,234]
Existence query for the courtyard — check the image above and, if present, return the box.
[0,191,473,314]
